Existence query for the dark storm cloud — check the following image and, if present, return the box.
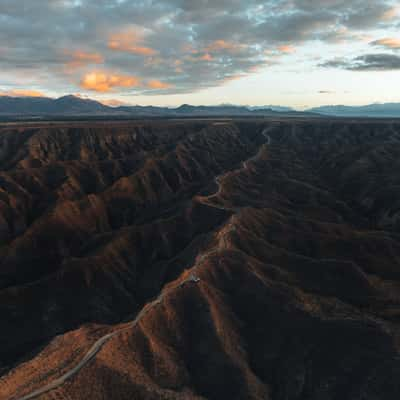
[0,0,398,94]
[320,53,400,70]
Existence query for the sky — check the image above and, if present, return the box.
[1,0,400,109]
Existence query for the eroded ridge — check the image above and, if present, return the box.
[1,119,400,400]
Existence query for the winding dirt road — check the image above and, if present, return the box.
[11,127,272,400]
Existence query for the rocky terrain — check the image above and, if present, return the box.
[0,119,400,399]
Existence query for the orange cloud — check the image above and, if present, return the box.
[205,40,240,53]
[174,60,183,72]
[181,44,198,54]
[199,53,213,61]
[66,50,104,68]
[0,89,45,97]
[278,45,296,54]
[220,74,244,85]
[371,37,400,49]
[80,71,140,92]
[383,6,400,20]
[108,30,156,56]
[248,64,263,73]
[100,99,127,107]
[147,80,171,89]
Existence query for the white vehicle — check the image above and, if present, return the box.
[189,274,201,282]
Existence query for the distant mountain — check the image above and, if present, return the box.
[116,105,174,116]
[0,95,109,116]
[0,95,315,119]
[173,104,261,115]
[2,95,400,119]
[308,103,400,117]
[0,96,54,115]
[52,95,109,113]
[115,103,288,117]
[249,105,294,112]
[117,104,314,118]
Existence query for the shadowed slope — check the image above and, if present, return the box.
[1,119,400,400]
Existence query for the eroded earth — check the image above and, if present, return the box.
[1,119,400,400]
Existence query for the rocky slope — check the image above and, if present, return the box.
[0,119,400,400]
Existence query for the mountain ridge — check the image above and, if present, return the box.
[2,94,400,118]
[1,119,399,399]
[0,95,315,118]
[308,102,400,117]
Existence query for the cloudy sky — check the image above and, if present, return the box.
[1,0,400,108]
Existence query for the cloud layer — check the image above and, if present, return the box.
[0,0,399,96]
[321,53,400,70]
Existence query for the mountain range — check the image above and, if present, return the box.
[309,103,400,117]
[1,95,400,118]
[0,95,312,119]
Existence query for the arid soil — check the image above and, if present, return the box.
[1,119,400,400]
